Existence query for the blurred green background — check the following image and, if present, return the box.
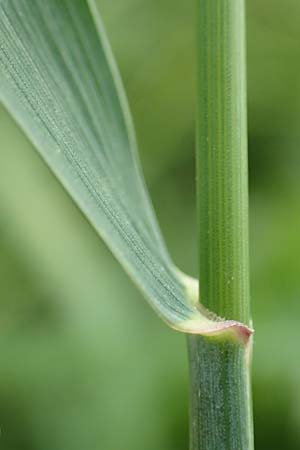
[1,0,300,449]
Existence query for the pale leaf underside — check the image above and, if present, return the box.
[0,0,252,342]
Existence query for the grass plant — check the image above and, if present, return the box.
[0,1,254,448]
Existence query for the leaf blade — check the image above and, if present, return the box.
[0,0,252,341]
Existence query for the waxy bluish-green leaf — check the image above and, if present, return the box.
[0,0,251,341]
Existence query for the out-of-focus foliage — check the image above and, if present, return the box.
[0,0,300,449]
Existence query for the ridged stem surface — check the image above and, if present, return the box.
[188,1,254,449]
[197,0,249,323]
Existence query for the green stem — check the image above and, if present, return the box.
[197,0,249,323]
[187,336,253,450]
[188,1,254,449]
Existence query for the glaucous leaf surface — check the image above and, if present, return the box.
[0,0,250,339]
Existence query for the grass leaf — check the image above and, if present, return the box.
[0,0,251,340]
